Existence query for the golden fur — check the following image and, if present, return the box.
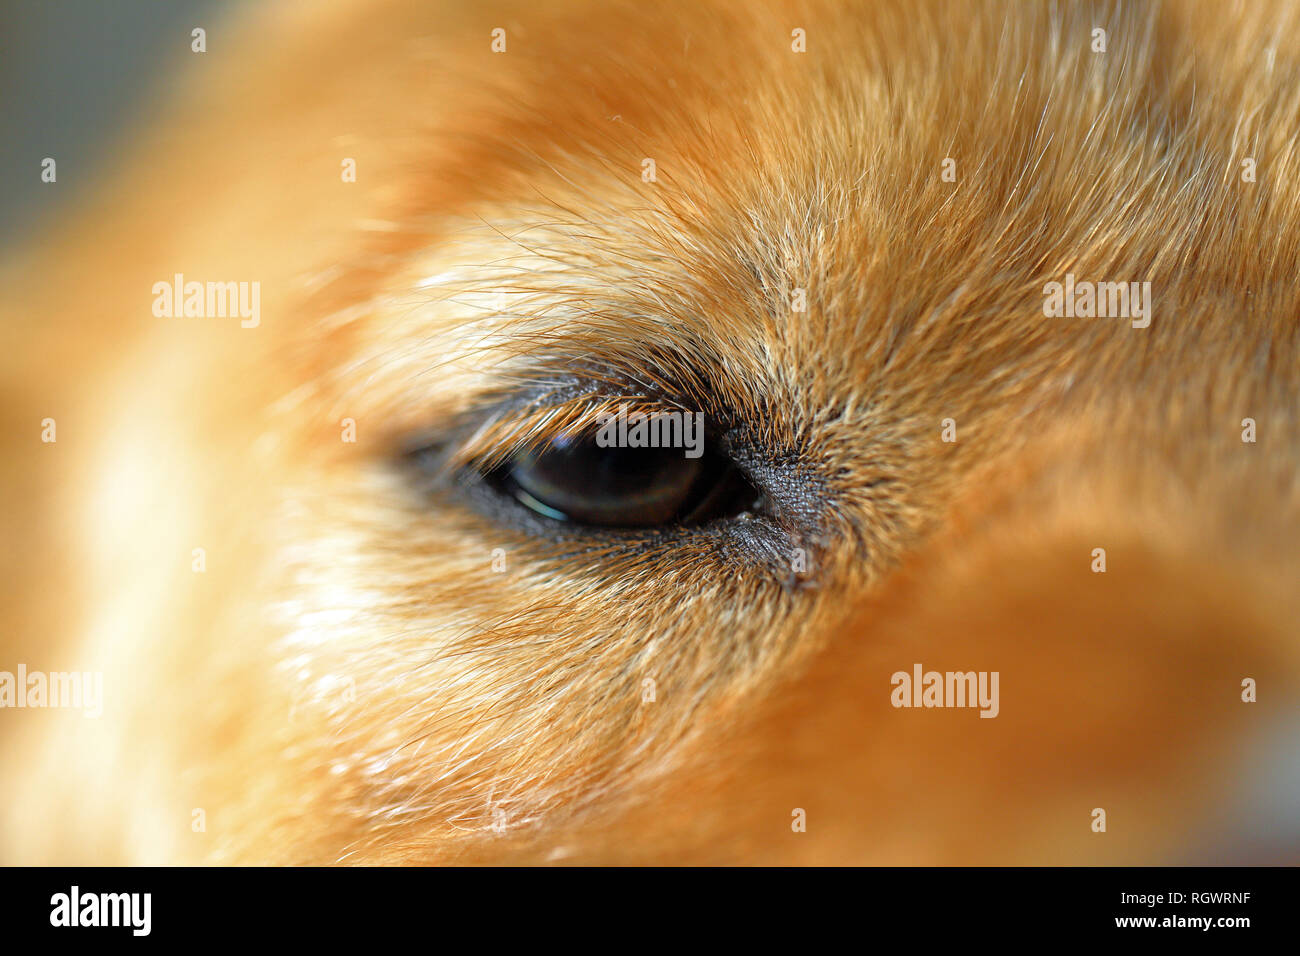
[2,0,1298,864]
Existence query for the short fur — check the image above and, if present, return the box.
[2,0,1298,864]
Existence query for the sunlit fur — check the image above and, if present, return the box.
[2,0,1299,864]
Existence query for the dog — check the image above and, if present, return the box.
[2,0,1298,864]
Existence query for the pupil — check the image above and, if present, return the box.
[505,432,707,526]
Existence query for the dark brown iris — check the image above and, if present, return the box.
[495,430,757,528]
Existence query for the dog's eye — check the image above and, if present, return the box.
[489,429,760,528]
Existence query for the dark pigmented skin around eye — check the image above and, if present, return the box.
[403,377,839,579]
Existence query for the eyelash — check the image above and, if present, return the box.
[401,379,829,586]
[437,391,710,478]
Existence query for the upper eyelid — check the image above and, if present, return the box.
[399,347,733,476]
[434,392,691,477]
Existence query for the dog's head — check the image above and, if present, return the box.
[4,0,1299,864]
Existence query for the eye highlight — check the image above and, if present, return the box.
[489,426,758,528]
[413,388,772,533]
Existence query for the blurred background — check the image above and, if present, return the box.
[0,0,223,246]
